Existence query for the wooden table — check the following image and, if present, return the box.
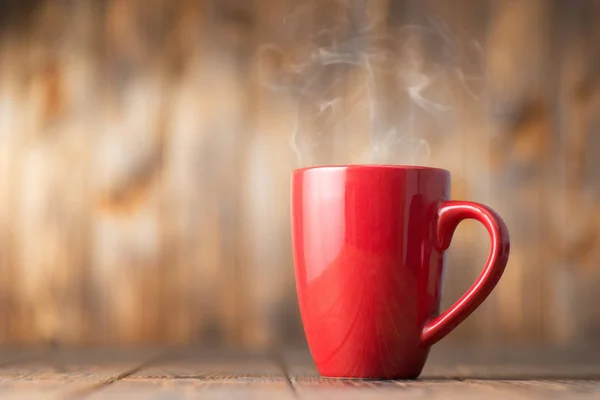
[1,346,599,399]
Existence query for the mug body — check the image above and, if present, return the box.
[291,165,450,379]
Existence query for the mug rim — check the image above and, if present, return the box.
[293,164,450,174]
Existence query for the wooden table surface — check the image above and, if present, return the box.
[1,345,599,399]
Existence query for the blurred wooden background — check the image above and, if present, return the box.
[0,0,599,349]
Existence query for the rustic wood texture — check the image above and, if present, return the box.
[0,348,160,399]
[0,0,600,348]
[0,347,598,399]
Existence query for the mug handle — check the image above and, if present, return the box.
[420,200,510,347]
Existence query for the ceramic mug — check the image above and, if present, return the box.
[291,165,510,379]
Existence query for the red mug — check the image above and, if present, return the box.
[291,165,509,379]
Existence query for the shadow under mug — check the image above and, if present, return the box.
[291,165,510,379]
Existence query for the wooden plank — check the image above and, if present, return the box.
[86,379,600,400]
[86,379,296,400]
[0,348,160,399]
[483,0,554,345]
[548,0,600,345]
[87,349,296,400]
[289,373,592,400]
[0,348,597,399]
[285,347,600,399]
[285,345,600,379]
[2,0,98,347]
[129,349,285,379]
[291,380,580,400]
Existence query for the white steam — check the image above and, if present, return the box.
[259,5,484,167]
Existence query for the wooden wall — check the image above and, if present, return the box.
[0,0,599,348]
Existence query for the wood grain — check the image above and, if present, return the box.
[90,348,296,399]
[0,347,597,399]
[87,379,296,400]
[129,349,286,379]
[0,348,160,399]
[285,346,600,400]
[0,0,599,348]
